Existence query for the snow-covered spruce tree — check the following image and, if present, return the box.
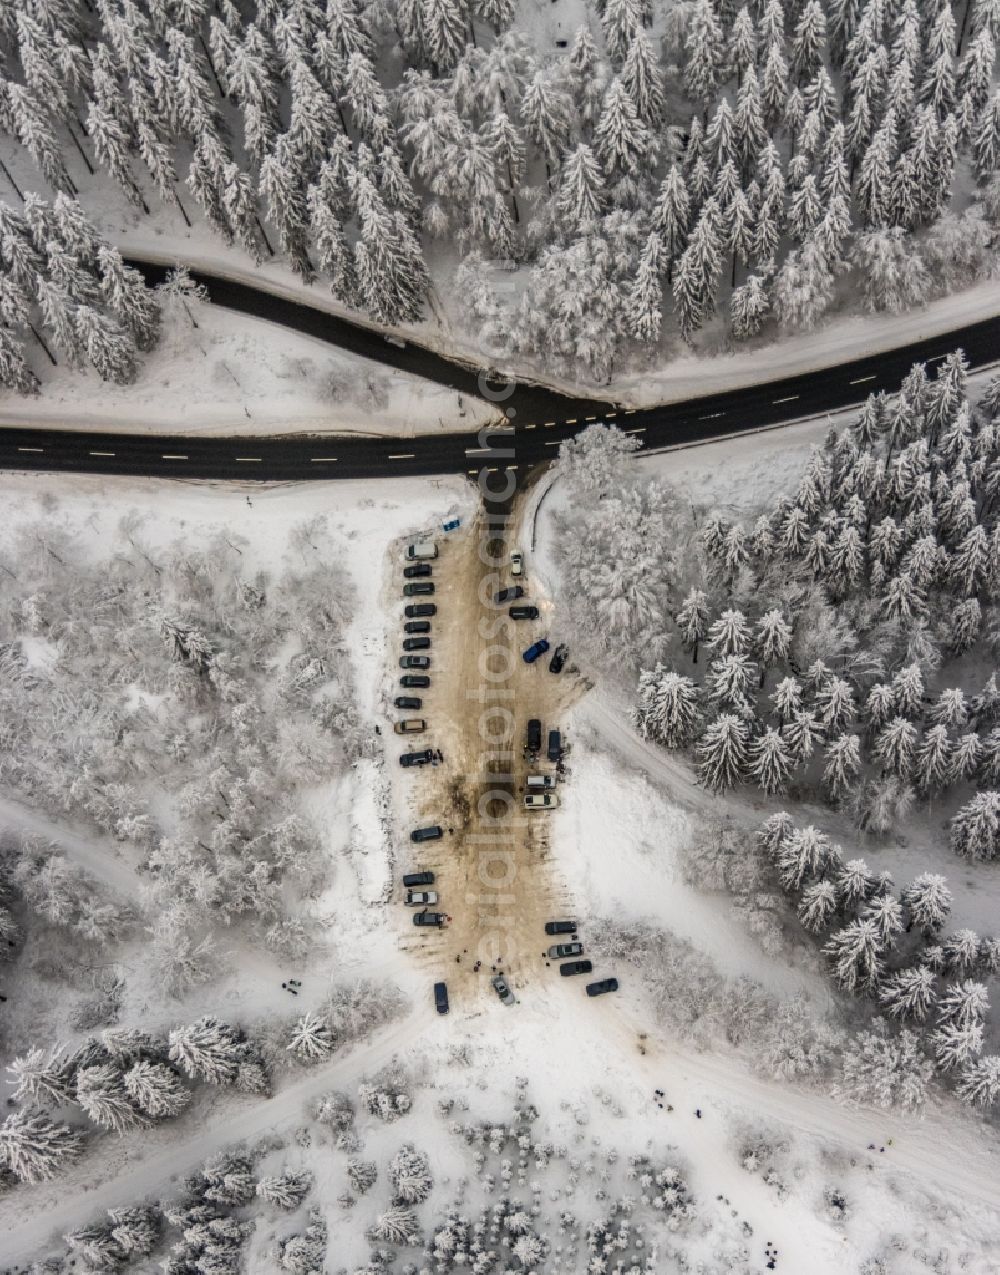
[167,1017,254,1086]
[696,713,747,792]
[824,919,885,995]
[879,966,938,1023]
[389,1143,433,1204]
[200,1150,257,1206]
[634,667,700,748]
[957,1056,1000,1106]
[7,1044,74,1106]
[950,792,1000,860]
[257,1169,313,1210]
[833,1025,934,1110]
[287,1010,334,1063]
[75,1063,147,1134]
[0,1107,85,1183]
[280,1209,327,1274]
[123,1060,191,1119]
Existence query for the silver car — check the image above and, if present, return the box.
[492,974,515,1006]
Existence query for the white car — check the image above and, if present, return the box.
[524,793,558,810]
[526,774,556,791]
[510,551,524,577]
[405,890,439,906]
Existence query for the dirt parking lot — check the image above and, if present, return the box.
[391,496,587,1007]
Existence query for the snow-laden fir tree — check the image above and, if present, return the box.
[75,1063,147,1135]
[950,792,1000,860]
[749,726,793,794]
[257,1169,313,1210]
[956,1055,1000,1106]
[697,713,747,791]
[168,1017,247,1086]
[798,880,838,932]
[123,1060,191,1119]
[634,667,700,748]
[389,1143,434,1203]
[288,1011,334,1062]
[0,1107,85,1183]
[825,918,884,994]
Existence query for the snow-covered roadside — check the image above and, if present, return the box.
[0,301,497,437]
[114,236,1000,410]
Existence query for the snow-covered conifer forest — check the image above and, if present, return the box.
[4,0,1000,1270]
[0,0,997,387]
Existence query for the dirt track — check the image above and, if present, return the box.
[394,491,587,1006]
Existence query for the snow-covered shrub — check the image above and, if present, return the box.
[347,1159,378,1195]
[833,1025,934,1111]
[279,1209,327,1274]
[389,1144,433,1204]
[256,1170,313,1210]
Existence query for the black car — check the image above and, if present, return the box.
[400,749,434,768]
[547,730,562,762]
[411,825,443,842]
[413,910,445,927]
[495,586,524,604]
[434,981,449,1014]
[403,581,435,597]
[509,605,540,621]
[400,674,430,689]
[545,920,577,936]
[526,718,542,754]
[395,696,422,710]
[402,636,431,652]
[400,655,430,670]
[403,563,432,579]
[404,603,437,618]
[402,870,434,887]
[549,644,568,674]
[586,977,619,997]
[404,620,431,634]
[560,960,594,977]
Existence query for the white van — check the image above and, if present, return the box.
[407,540,438,560]
[526,774,556,791]
[524,793,558,810]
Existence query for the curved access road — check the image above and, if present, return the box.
[0,258,997,481]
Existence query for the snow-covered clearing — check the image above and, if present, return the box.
[0,298,496,437]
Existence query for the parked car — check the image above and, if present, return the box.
[545,920,577,935]
[399,674,430,688]
[404,603,437,618]
[492,973,515,1005]
[560,960,593,977]
[406,540,438,560]
[402,636,431,652]
[510,551,524,577]
[410,825,443,843]
[526,718,542,753]
[523,639,551,664]
[395,696,422,710]
[403,562,432,579]
[413,910,446,927]
[586,978,619,997]
[509,605,539,621]
[527,774,556,792]
[524,793,558,810]
[548,942,583,959]
[495,586,524,604]
[405,890,438,906]
[403,581,435,597]
[549,644,568,674]
[404,620,431,634]
[394,718,426,735]
[402,870,434,887]
[399,655,430,670]
[547,729,562,762]
[434,981,449,1014]
[400,749,434,768]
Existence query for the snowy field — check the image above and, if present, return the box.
[0,295,497,438]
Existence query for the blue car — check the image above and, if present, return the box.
[523,639,551,664]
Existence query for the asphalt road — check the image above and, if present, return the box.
[0,259,996,482]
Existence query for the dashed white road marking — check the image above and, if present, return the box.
[17,446,43,453]
[387,453,415,460]
[162,453,189,460]
[849,375,876,386]
[772,395,799,405]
